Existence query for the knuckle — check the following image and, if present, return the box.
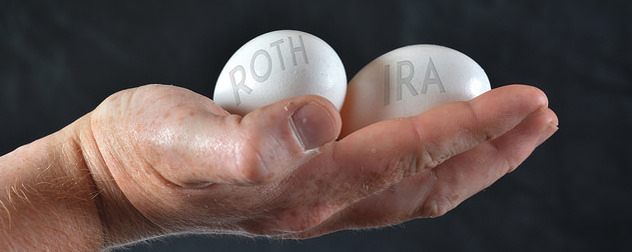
[403,118,454,175]
[388,153,426,179]
[233,141,272,184]
[228,114,285,185]
[417,194,458,218]
[419,148,451,171]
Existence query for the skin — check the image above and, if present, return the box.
[0,84,558,251]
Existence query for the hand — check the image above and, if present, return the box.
[81,84,557,245]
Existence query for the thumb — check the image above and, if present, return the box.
[191,95,341,186]
[236,95,341,183]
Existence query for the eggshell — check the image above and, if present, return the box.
[213,30,347,115]
[341,44,491,135]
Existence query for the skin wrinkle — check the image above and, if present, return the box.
[397,170,431,219]
[126,153,186,227]
[231,136,258,185]
[78,122,109,222]
[487,133,515,173]
[152,131,189,186]
[111,106,181,193]
[405,171,439,219]
[420,173,460,219]
[242,129,272,184]
[409,101,506,178]
[405,120,446,173]
[84,114,153,247]
[426,194,456,218]
[403,117,429,176]
[387,154,414,182]
[224,116,262,185]
[465,100,495,143]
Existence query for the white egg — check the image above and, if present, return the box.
[213,30,347,115]
[341,44,491,135]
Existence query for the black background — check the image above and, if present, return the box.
[1,0,631,251]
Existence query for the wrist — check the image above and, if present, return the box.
[73,111,166,247]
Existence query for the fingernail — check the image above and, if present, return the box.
[290,102,337,151]
[536,122,559,146]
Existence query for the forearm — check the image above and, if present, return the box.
[0,116,103,251]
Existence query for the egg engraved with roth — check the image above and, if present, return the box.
[213,30,347,115]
